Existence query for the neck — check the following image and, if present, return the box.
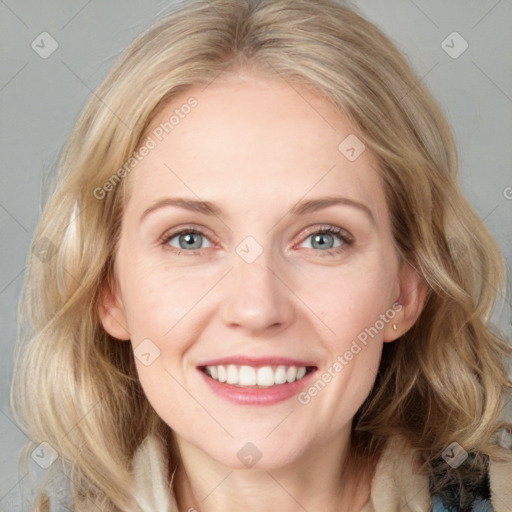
[171,431,372,512]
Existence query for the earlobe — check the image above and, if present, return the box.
[383,262,428,343]
[97,280,131,341]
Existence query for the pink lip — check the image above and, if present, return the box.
[197,356,317,368]
[197,366,318,406]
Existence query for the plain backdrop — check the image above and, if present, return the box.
[1,0,511,509]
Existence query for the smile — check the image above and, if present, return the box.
[200,364,316,388]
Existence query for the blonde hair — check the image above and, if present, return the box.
[11,0,512,510]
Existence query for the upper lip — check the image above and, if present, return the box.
[197,356,317,368]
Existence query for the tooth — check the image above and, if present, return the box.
[296,367,306,380]
[206,364,311,386]
[257,366,275,386]
[239,365,257,386]
[286,366,297,383]
[274,365,287,384]
[227,364,238,384]
[217,365,227,383]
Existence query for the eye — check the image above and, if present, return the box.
[161,227,213,255]
[297,225,353,256]
[160,224,353,257]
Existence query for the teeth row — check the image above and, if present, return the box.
[204,365,308,387]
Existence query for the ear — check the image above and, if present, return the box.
[383,261,428,343]
[97,276,131,341]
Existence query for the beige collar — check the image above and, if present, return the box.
[129,433,512,512]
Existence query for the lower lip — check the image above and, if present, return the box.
[198,368,317,405]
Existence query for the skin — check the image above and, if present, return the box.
[99,69,427,512]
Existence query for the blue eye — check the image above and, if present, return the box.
[161,225,353,256]
[162,228,213,254]
[299,226,353,256]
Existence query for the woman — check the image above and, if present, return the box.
[11,0,512,510]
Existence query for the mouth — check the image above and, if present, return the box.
[198,363,317,389]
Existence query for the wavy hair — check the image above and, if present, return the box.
[11,0,512,510]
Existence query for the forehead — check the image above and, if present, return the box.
[124,72,388,224]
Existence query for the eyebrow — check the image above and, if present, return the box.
[139,196,375,226]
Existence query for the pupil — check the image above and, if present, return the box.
[313,233,332,249]
[179,232,334,251]
[182,233,200,249]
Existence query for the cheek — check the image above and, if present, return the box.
[122,267,209,339]
[294,260,395,342]
[134,359,207,433]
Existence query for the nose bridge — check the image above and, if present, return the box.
[219,234,295,333]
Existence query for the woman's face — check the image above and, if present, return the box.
[100,71,422,469]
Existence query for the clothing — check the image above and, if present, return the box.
[430,495,492,511]
[129,434,512,512]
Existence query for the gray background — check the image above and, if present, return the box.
[1,0,511,509]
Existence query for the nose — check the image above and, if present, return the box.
[218,246,296,336]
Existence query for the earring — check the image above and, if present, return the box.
[392,323,398,331]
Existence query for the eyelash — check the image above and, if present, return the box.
[160,224,354,257]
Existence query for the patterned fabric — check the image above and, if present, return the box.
[431,494,493,511]
[16,433,512,511]
[428,455,494,512]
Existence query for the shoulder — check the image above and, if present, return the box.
[368,434,431,511]
[430,430,512,511]
[369,434,511,512]
[130,434,179,512]
[431,494,494,511]
[131,432,512,512]
[488,443,512,511]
